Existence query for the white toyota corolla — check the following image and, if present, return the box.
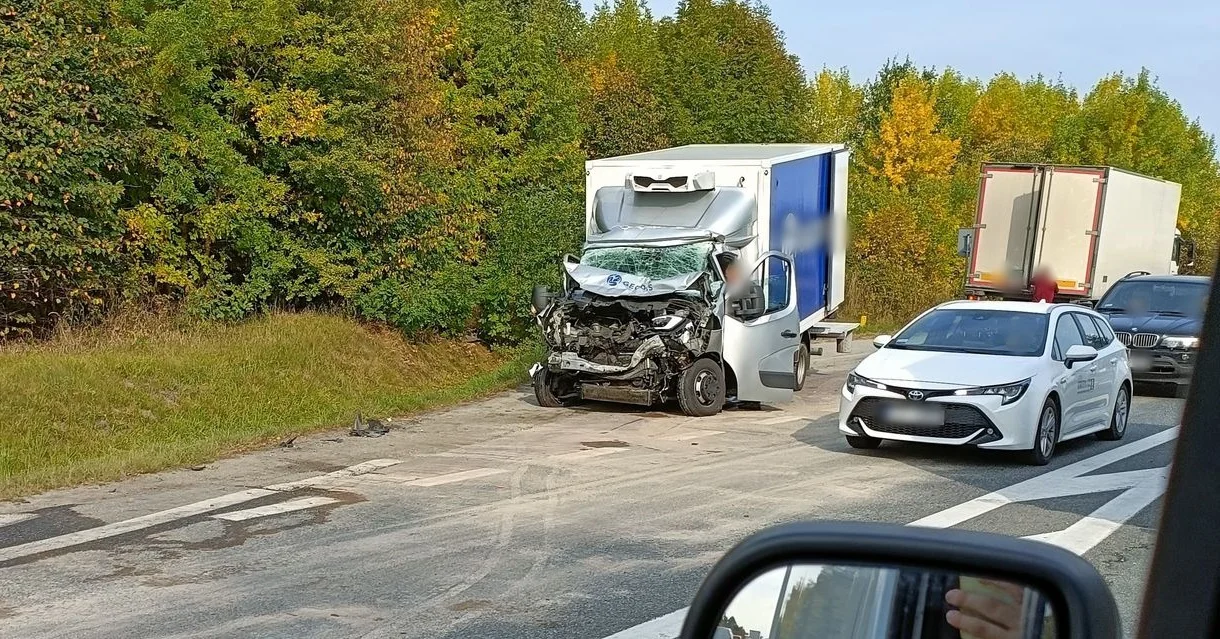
[839,301,1132,465]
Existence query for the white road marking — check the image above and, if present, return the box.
[405,468,508,487]
[660,429,724,441]
[212,496,341,522]
[754,415,807,426]
[0,513,37,527]
[265,458,402,491]
[600,607,688,639]
[550,448,625,462]
[601,428,1177,639]
[0,459,401,564]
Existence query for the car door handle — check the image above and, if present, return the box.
[781,330,798,339]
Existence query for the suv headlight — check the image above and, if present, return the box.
[1161,336,1199,349]
[846,372,887,394]
[959,379,1031,405]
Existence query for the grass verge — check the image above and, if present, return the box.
[0,312,536,500]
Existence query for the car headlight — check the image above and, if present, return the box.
[958,379,1031,406]
[846,372,887,394]
[1161,336,1199,349]
[651,315,688,331]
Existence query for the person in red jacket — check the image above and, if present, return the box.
[1030,266,1058,303]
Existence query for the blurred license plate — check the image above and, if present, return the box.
[1130,354,1152,371]
[881,402,945,427]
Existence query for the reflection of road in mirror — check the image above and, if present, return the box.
[717,563,1056,639]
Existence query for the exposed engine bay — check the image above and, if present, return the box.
[536,287,719,408]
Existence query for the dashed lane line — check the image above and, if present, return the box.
[405,468,509,487]
[549,448,625,462]
[0,513,38,528]
[753,415,808,426]
[212,496,342,522]
[0,459,403,564]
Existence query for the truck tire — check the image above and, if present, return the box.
[837,332,853,353]
[533,368,576,408]
[793,343,810,392]
[677,358,725,417]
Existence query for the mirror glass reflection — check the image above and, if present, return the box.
[717,563,1058,639]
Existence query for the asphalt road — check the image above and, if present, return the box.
[0,346,1182,639]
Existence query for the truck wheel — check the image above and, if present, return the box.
[533,368,576,408]
[678,359,725,417]
[837,333,853,353]
[793,343,810,391]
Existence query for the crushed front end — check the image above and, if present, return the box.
[531,242,723,413]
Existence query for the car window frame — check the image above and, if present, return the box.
[1071,312,1107,350]
[1091,315,1116,344]
[1052,312,1087,361]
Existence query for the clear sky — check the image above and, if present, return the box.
[579,0,1220,142]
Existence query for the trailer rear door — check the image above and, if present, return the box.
[1034,167,1105,296]
[969,167,1041,291]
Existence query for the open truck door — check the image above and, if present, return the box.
[724,251,801,404]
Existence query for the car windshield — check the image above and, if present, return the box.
[1097,281,1209,316]
[888,309,1050,357]
[580,243,713,279]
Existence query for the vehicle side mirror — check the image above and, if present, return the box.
[873,334,892,348]
[531,285,554,315]
[728,284,765,321]
[1073,299,1097,308]
[1064,344,1098,369]
[682,521,1121,639]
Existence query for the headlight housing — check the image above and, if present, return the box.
[846,372,887,394]
[958,379,1031,405]
[1160,336,1199,349]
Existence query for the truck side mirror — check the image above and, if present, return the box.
[728,284,765,321]
[531,285,554,315]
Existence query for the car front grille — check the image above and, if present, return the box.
[1117,332,1159,348]
[849,398,994,440]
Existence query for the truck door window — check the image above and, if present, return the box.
[761,256,792,314]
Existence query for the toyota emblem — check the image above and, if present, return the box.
[907,390,925,401]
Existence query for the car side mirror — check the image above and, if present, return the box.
[873,334,892,348]
[1073,299,1097,308]
[1064,344,1098,369]
[531,285,554,315]
[682,521,1121,639]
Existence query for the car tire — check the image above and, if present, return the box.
[533,368,576,408]
[845,434,882,449]
[1097,385,1130,441]
[793,343,810,391]
[1025,398,1060,466]
[678,358,725,417]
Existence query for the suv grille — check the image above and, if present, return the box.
[850,398,994,440]
[1117,332,1159,348]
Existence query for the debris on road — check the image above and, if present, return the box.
[350,412,390,438]
[278,435,298,448]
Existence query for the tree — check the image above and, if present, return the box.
[864,75,961,188]
[967,73,1077,163]
[800,68,863,144]
[657,0,805,144]
[581,0,669,157]
[0,0,139,336]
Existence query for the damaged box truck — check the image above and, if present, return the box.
[530,144,855,416]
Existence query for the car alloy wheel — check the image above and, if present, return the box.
[1114,391,1129,436]
[1039,405,1057,458]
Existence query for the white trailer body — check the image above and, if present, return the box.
[967,164,1182,300]
[585,144,851,331]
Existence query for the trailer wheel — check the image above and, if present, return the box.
[533,368,577,408]
[837,332,853,353]
[793,342,810,391]
[677,359,725,417]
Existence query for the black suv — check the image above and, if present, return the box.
[1094,273,1209,395]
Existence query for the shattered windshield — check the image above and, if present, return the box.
[581,243,713,279]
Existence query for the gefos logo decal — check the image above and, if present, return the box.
[606,274,622,286]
